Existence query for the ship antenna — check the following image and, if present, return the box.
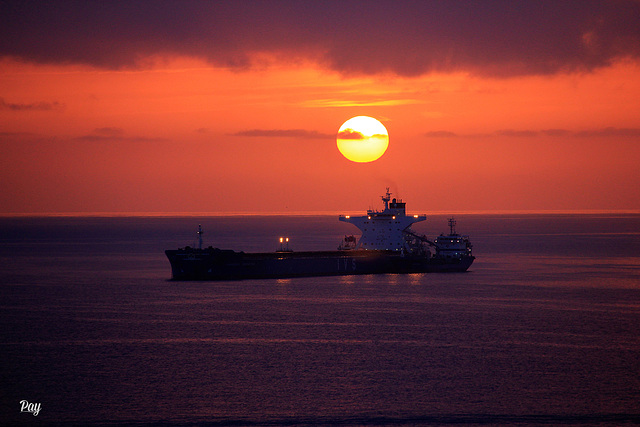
[448,218,457,235]
[197,224,204,250]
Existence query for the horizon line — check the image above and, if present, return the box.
[2,209,640,218]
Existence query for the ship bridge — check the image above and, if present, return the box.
[339,188,426,251]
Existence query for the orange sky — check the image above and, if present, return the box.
[2,2,640,214]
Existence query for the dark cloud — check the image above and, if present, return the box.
[0,97,63,111]
[1,1,639,77]
[232,129,331,139]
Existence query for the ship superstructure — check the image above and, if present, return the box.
[165,189,475,280]
[433,218,474,261]
[339,188,426,251]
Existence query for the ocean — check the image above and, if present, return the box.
[1,214,639,425]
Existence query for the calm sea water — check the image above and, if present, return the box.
[1,214,639,425]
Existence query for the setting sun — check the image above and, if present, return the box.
[337,116,389,163]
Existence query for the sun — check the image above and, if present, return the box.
[337,116,389,163]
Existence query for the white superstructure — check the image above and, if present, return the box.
[339,188,426,251]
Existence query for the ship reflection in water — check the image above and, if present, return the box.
[165,189,474,280]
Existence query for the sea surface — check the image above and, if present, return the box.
[1,214,640,425]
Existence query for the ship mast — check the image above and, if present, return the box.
[448,218,457,235]
[382,187,391,210]
[197,224,204,250]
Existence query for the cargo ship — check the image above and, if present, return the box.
[165,189,474,280]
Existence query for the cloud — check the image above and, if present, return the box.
[0,97,63,111]
[493,129,575,138]
[574,127,640,137]
[500,127,640,138]
[497,129,539,137]
[541,129,573,137]
[75,127,168,142]
[337,129,365,140]
[232,129,331,139]
[1,1,639,77]
[93,127,125,137]
[0,131,36,139]
[424,131,458,138]
[302,98,423,108]
[426,127,640,139]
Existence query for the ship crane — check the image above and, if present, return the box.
[403,230,436,247]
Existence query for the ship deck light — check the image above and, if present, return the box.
[278,237,291,252]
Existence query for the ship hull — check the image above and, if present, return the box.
[165,249,474,280]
